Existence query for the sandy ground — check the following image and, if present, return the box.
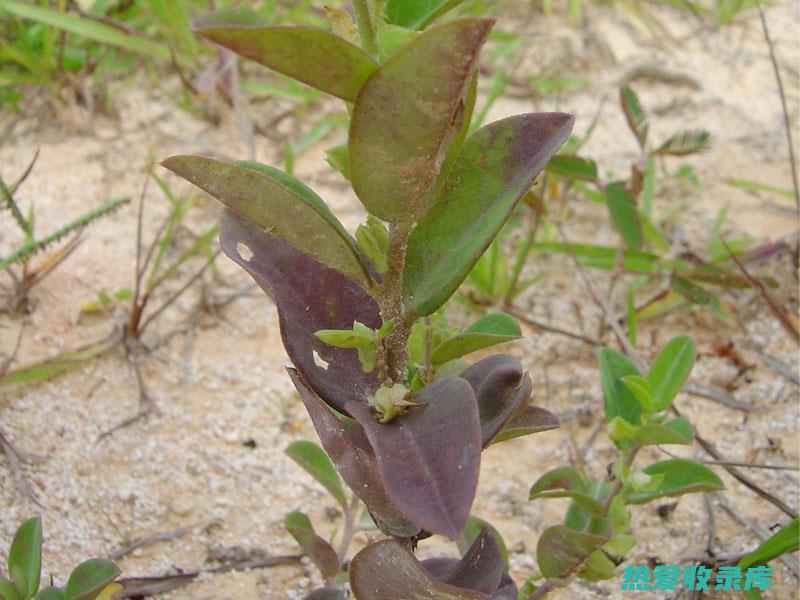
[1,1,799,598]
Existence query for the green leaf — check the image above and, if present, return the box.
[0,577,21,600]
[430,313,521,365]
[33,589,65,600]
[537,525,608,579]
[627,459,724,504]
[404,112,574,315]
[620,85,648,148]
[349,18,493,222]
[533,242,661,272]
[546,154,598,182]
[738,518,799,570]
[530,467,605,516]
[606,182,643,251]
[599,349,643,429]
[670,274,712,305]
[0,0,186,65]
[646,336,695,412]
[8,517,41,598]
[161,157,373,291]
[634,417,694,446]
[64,559,120,600]
[577,550,617,582]
[384,0,468,30]
[284,512,340,580]
[654,130,710,156]
[355,216,389,274]
[285,441,348,509]
[458,516,509,571]
[607,416,638,443]
[325,144,350,181]
[194,9,378,102]
[620,375,652,412]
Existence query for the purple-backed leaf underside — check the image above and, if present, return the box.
[221,211,380,412]
[536,525,609,580]
[347,377,481,539]
[459,355,524,447]
[458,516,510,571]
[404,112,574,316]
[162,156,373,291]
[193,8,378,102]
[349,18,494,222]
[288,368,420,538]
[284,511,340,580]
[492,404,559,444]
[350,539,508,599]
[436,529,504,593]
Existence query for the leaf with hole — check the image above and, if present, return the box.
[284,512,340,580]
[285,440,348,509]
[220,211,381,414]
[626,459,724,504]
[162,157,373,291]
[431,314,521,365]
[64,559,120,600]
[349,18,492,221]
[405,112,574,315]
[194,8,378,102]
[347,377,481,539]
[8,516,41,599]
[647,336,695,412]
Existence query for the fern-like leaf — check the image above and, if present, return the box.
[0,176,29,234]
[620,85,649,149]
[654,130,711,156]
[0,197,129,269]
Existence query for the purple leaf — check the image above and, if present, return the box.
[437,529,504,593]
[288,368,420,538]
[220,210,380,413]
[492,405,559,444]
[350,540,487,599]
[460,355,525,447]
[347,377,481,539]
[284,511,340,580]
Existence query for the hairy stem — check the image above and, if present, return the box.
[378,220,412,383]
[352,0,378,57]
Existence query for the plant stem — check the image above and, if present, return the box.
[379,221,412,383]
[529,580,554,600]
[352,0,378,57]
[336,494,360,568]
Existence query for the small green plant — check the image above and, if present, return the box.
[0,517,120,600]
[522,336,726,596]
[0,153,128,314]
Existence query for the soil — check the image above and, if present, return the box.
[1,1,798,599]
